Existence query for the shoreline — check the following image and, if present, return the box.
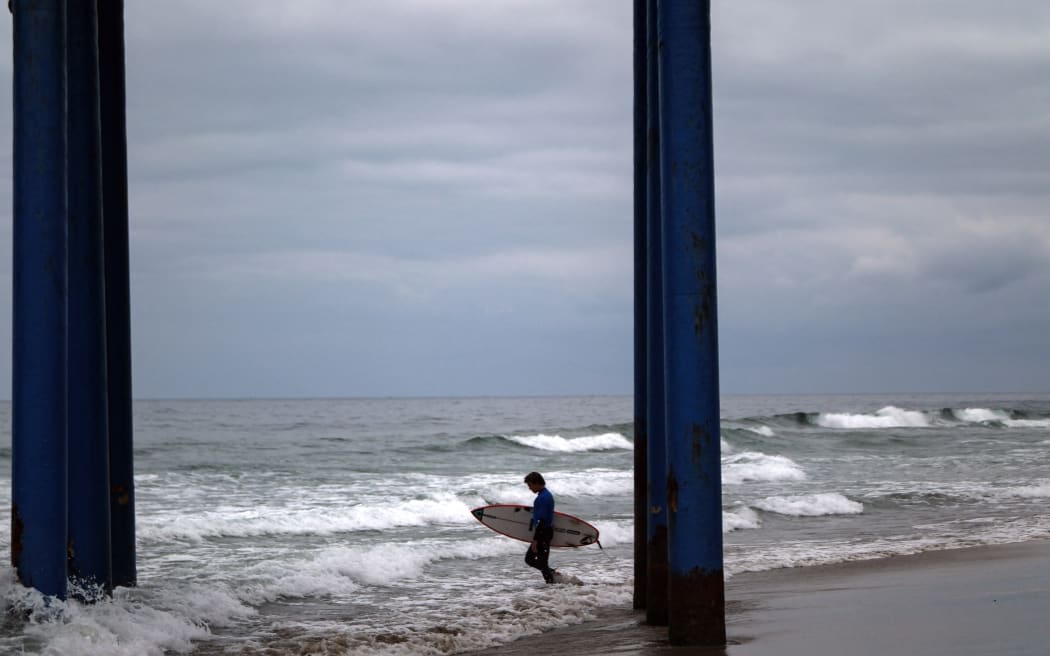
[470,539,1050,655]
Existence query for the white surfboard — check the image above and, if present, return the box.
[471,504,600,548]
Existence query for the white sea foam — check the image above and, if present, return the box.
[948,408,1049,428]
[261,582,636,656]
[587,520,633,547]
[139,493,480,542]
[816,406,930,429]
[238,539,524,601]
[0,536,549,656]
[954,408,1010,423]
[722,451,806,484]
[752,493,864,517]
[1002,482,1050,498]
[538,471,633,498]
[728,515,1050,575]
[723,506,761,532]
[747,426,776,437]
[1005,418,1050,428]
[472,469,632,505]
[506,432,633,452]
[0,565,252,656]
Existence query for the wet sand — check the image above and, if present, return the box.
[470,540,1050,655]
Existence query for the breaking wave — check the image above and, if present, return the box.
[752,493,864,517]
[504,433,633,452]
[723,452,806,484]
[783,406,1050,430]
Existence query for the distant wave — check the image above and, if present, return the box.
[816,406,930,429]
[583,421,634,436]
[722,451,806,484]
[505,432,633,452]
[452,406,1044,457]
[752,493,863,517]
[939,406,1047,429]
[720,423,778,446]
[460,432,633,453]
[746,425,776,437]
[724,494,861,530]
[953,408,1007,423]
[745,406,1050,430]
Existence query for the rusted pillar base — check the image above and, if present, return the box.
[633,420,648,609]
[646,525,668,625]
[668,568,726,645]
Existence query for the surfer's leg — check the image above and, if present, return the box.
[539,551,554,583]
[525,530,555,582]
[525,545,539,570]
[539,556,554,582]
[536,528,555,583]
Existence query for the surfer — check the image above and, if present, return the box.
[524,471,557,583]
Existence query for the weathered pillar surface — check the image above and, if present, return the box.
[98,0,138,588]
[644,0,669,628]
[67,0,114,596]
[11,0,70,599]
[657,0,726,646]
[632,0,649,612]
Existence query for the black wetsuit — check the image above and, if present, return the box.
[525,487,555,583]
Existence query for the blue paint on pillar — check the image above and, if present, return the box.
[11,0,69,599]
[644,0,669,628]
[657,0,726,646]
[67,0,113,597]
[631,0,649,612]
[98,0,137,588]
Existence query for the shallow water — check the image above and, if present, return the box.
[0,393,1048,654]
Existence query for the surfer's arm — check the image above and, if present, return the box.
[534,493,554,529]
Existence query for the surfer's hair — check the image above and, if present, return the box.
[524,472,545,486]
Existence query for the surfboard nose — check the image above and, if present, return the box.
[471,508,485,520]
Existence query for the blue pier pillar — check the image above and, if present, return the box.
[67,0,113,597]
[11,0,69,599]
[644,0,669,627]
[658,0,726,646]
[98,0,137,588]
[631,0,649,612]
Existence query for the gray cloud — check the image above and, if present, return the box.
[0,1,1047,397]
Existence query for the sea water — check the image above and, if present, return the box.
[1,393,1049,654]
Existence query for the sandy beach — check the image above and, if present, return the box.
[472,540,1050,656]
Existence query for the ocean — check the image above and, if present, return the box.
[1,393,1050,655]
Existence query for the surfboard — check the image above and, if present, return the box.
[470,504,600,548]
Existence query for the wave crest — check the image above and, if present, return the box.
[724,506,761,533]
[816,406,930,429]
[723,452,806,484]
[752,492,863,517]
[953,408,1009,423]
[771,406,1049,430]
[506,432,632,452]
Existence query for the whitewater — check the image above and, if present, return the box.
[1,393,1049,654]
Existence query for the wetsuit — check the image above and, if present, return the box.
[525,487,555,583]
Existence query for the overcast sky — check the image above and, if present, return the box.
[0,1,1048,399]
